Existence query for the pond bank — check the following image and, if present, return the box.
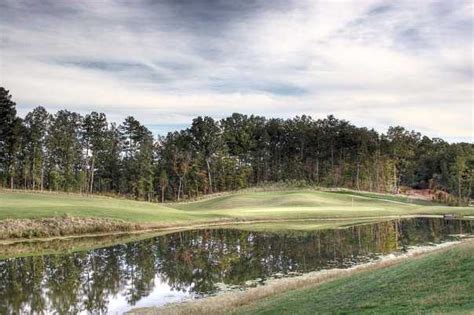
[0,216,391,258]
[0,216,140,239]
[127,239,473,315]
[0,214,462,244]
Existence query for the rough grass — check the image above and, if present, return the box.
[1,189,473,240]
[0,216,139,239]
[233,240,474,315]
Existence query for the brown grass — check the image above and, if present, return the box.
[0,216,141,239]
[126,240,472,315]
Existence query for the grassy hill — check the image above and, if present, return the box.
[0,189,473,239]
[1,189,472,222]
[0,191,195,222]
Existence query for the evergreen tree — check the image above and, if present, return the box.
[159,169,169,203]
[119,116,154,199]
[0,87,21,188]
[190,116,221,193]
[47,110,83,192]
[24,106,50,190]
[82,112,108,193]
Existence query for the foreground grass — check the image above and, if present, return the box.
[235,241,474,314]
[0,189,473,239]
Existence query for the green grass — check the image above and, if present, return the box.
[330,189,441,206]
[173,190,473,220]
[0,192,204,223]
[234,241,474,314]
[1,189,473,227]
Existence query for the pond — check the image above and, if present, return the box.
[0,218,472,314]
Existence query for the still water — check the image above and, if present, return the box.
[0,218,472,314]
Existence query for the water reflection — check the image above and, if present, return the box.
[0,218,472,314]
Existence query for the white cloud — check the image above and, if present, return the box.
[0,0,472,141]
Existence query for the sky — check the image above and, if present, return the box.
[0,0,472,142]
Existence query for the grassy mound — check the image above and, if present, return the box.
[0,191,198,222]
[0,189,472,239]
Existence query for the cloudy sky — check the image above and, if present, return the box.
[0,0,472,141]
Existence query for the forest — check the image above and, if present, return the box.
[0,87,472,204]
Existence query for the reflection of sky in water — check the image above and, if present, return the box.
[106,276,191,315]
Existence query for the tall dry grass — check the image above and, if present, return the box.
[0,216,140,239]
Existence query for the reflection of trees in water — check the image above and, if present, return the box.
[0,219,471,314]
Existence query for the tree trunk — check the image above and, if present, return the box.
[393,163,398,194]
[32,146,36,190]
[330,146,335,186]
[24,170,27,190]
[206,157,213,194]
[90,156,95,194]
[10,167,14,190]
[161,187,165,203]
[375,152,379,192]
[458,173,462,200]
[315,158,319,184]
[356,160,360,191]
[338,149,344,187]
[40,161,44,192]
[178,177,182,201]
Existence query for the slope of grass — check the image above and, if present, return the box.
[330,189,440,206]
[0,191,205,223]
[173,190,473,220]
[234,241,474,314]
[0,189,472,230]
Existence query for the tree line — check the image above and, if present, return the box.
[0,87,472,204]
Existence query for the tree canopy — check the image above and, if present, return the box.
[0,87,472,204]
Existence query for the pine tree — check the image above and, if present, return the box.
[0,87,22,188]
[190,116,221,194]
[24,106,50,190]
